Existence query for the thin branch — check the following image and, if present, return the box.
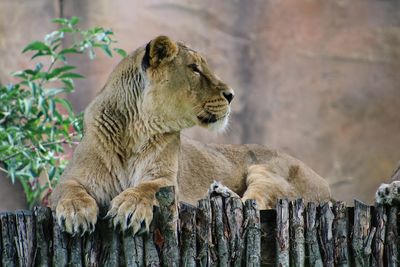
[0,165,9,174]
[0,132,80,162]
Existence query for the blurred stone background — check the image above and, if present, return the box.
[1,0,399,210]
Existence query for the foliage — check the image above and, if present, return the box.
[0,17,127,208]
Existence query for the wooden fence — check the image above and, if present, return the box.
[0,186,398,266]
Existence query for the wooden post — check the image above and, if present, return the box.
[83,231,99,267]
[98,220,120,266]
[14,210,35,267]
[225,197,244,267]
[1,186,399,266]
[289,199,305,267]
[1,212,17,267]
[352,200,375,267]
[196,199,213,267]
[155,186,179,267]
[319,203,334,267]
[276,199,289,267]
[305,202,323,267]
[69,235,83,267]
[52,211,69,267]
[122,233,144,267]
[211,196,229,267]
[372,204,386,267]
[179,203,197,267]
[144,210,160,267]
[332,202,349,267]
[385,206,398,267]
[244,199,260,267]
[260,209,277,266]
[33,207,52,267]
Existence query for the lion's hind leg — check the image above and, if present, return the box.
[241,164,296,210]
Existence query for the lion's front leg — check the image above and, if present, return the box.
[106,178,172,234]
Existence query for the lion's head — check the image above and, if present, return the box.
[136,36,234,132]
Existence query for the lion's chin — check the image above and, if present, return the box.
[197,114,229,133]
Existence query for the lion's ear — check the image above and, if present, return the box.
[142,36,178,70]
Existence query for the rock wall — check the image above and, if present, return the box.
[1,0,399,209]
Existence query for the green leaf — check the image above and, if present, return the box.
[58,72,85,79]
[51,18,69,25]
[101,44,112,57]
[48,166,57,180]
[59,48,82,55]
[70,16,80,26]
[44,31,64,46]
[23,98,32,115]
[22,41,51,53]
[47,65,76,79]
[31,50,51,60]
[114,48,128,58]
[11,71,28,79]
[44,88,66,97]
[61,79,74,92]
[58,27,74,33]
[54,98,73,115]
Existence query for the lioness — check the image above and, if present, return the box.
[51,36,331,234]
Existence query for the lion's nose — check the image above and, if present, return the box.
[222,91,234,104]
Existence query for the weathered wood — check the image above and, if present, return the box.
[277,199,289,267]
[69,234,83,266]
[155,186,179,267]
[179,203,196,267]
[372,204,386,267]
[225,197,244,267]
[91,220,120,266]
[332,201,350,267]
[196,199,213,267]
[289,199,305,267]
[1,189,400,266]
[211,196,229,267]
[385,206,398,267]
[83,231,100,267]
[244,199,260,267]
[352,200,375,267]
[33,206,52,267]
[123,232,144,267]
[52,211,69,267]
[144,215,160,267]
[14,210,35,267]
[318,203,334,267]
[1,212,18,267]
[260,210,277,266]
[305,202,323,267]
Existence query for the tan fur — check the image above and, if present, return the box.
[51,36,331,235]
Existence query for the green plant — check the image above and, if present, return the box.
[0,17,127,208]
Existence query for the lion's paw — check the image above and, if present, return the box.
[375,181,400,205]
[106,188,154,234]
[208,181,240,198]
[55,197,98,235]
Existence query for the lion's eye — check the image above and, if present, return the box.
[188,64,200,74]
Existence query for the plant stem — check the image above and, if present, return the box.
[0,165,9,174]
[0,133,79,162]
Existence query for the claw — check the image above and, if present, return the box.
[58,215,66,230]
[89,222,95,233]
[136,220,148,235]
[126,213,133,229]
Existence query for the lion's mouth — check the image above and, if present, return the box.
[197,113,218,124]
